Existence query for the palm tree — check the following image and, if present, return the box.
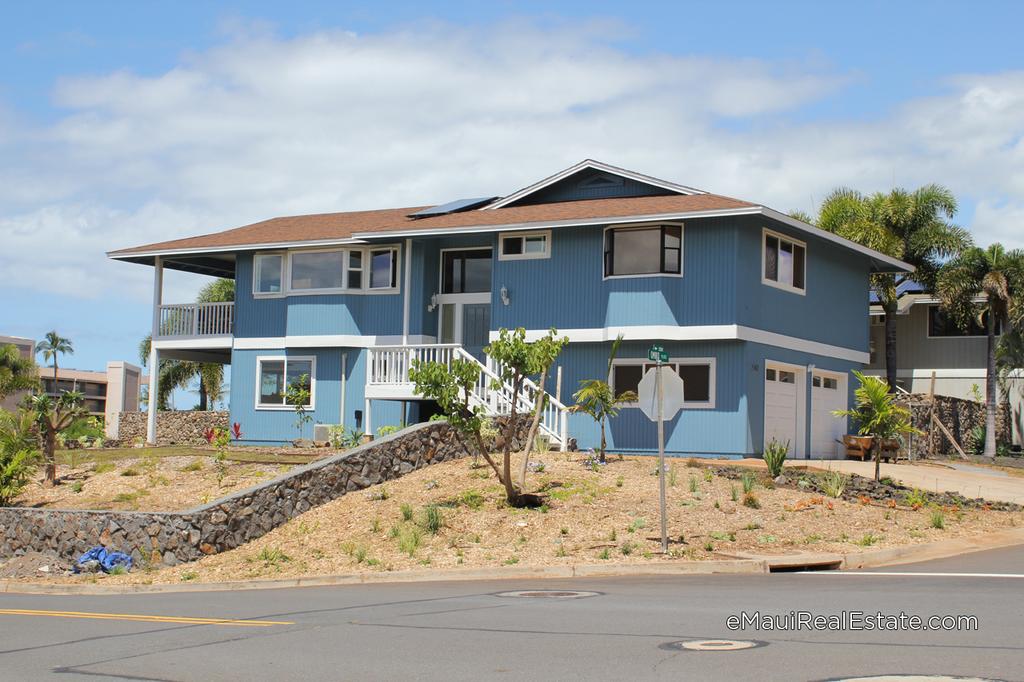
[35,331,74,396]
[936,244,1024,457]
[834,371,919,481]
[569,335,638,463]
[997,328,1024,445]
[0,343,38,400]
[815,185,972,391]
[30,391,89,486]
[140,278,234,411]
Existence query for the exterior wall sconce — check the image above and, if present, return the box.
[427,293,439,312]
[500,287,510,306]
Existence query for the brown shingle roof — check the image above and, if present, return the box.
[108,194,756,257]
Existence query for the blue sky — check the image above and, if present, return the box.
[2,1,1023,399]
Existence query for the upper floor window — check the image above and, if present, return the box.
[610,357,715,408]
[370,248,398,289]
[603,224,682,278]
[254,254,283,294]
[499,230,550,260]
[763,229,806,293]
[927,305,1001,337]
[291,250,345,291]
[442,248,492,294]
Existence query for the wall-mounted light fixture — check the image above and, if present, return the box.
[427,293,439,312]
[500,286,510,306]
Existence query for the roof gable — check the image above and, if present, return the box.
[484,159,704,209]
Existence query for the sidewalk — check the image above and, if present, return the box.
[797,459,1024,505]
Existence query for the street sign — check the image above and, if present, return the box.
[647,345,669,363]
[637,366,684,422]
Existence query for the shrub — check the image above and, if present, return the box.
[420,505,444,534]
[377,425,399,437]
[687,476,698,493]
[762,439,788,477]
[180,459,203,472]
[741,472,757,494]
[930,510,946,529]
[742,492,760,509]
[685,457,700,468]
[397,525,422,556]
[904,488,928,510]
[459,490,485,509]
[703,469,713,483]
[256,547,290,566]
[730,486,738,502]
[856,533,879,546]
[400,503,414,521]
[819,471,849,499]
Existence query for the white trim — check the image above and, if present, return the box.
[761,228,806,296]
[110,205,914,274]
[234,334,437,350]
[153,336,233,351]
[487,324,868,363]
[602,222,684,280]
[402,238,412,344]
[483,159,706,210]
[610,356,716,409]
[249,244,403,297]
[255,355,316,411]
[498,229,551,261]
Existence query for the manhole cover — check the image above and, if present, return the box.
[660,639,765,652]
[828,677,1004,682]
[492,590,600,599]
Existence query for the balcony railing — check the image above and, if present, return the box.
[157,302,234,338]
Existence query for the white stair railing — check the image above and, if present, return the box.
[367,343,569,450]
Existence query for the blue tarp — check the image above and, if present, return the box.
[73,546,133,573]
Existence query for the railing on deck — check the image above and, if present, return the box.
[367,343,569,450]
[157,302,234,338]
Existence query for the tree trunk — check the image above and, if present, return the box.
[884,304,898,393]
[43,427,57,487]
[518,367,549,488]
[984,311,998,458]
[198,381,208,411]
[501,377,522,503]
[873,440,881,482]
[599,418,607,464]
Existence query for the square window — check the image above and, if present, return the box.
[778,370,796,384]
[676,363,710,403]
[812,376,821,388]
[612,365,644,397]
[254,254,283,294]
[499,232,549,260]
[369,249,397,289]
[258,358,314,408]
[766,368,776,381]
[604,225,683,277]
[763,231,805,293]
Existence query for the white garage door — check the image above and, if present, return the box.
[764,366,799,456]
[811,372,847,458]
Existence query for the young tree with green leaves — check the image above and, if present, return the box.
[29,390,89,486]
[833,371,919,481]
[568,335,637,463]
[814,185,971,391]
[0,409,40,505]
[485,328,568,490]
[936,243,1024,457]
[286,373,313,441]
[0,343,38,400]
[35,331,74,395]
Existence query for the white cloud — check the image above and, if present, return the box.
[1,20,1023,308]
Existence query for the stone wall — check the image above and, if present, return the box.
[0,420,527,566]
[901,394,1012,458]
[115,411,229,445]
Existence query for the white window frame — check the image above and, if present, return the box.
[251,245,401,297]
[252,252,286,298]
[255,355,316,411]
[368,246,400,290]
[609,356,716,409]
[761,228,807,296]
[498,230,551,261]
[602,222,684,281]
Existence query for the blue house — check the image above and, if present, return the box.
[109,160,911,458]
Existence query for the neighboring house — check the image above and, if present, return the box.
[867,281,1024,445]
[109,160,910,458]
[0,334,36,412]
[38,362,148,436]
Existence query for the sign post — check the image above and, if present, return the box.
[639,345,683,554]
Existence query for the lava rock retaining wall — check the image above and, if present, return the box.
[115,410,229,446]
[0,420,499,566]
[901,395,1011,458]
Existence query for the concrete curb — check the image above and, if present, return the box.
[3,528,1023,595]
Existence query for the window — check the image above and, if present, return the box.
[254,253,284,294]
[499,231,550,260]
[763,230,806,293]
[291,250,344,291]
[257,357,314,409]
[927,305,1000,337]
[813,375,839,389]
[347,251,363,289]
[610,358,715,408]
[370,248,398,289]
[604,224,682,277]
[442,249,492,294]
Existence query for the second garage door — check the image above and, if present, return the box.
[764,366,800,457]
[810,372,847,458]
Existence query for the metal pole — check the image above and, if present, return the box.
[657,360,668,553]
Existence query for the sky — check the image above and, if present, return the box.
[2,0,1023,402]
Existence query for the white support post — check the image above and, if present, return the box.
[560,408,568,452]
[340,353,347,428]
[555,365,562,404]
[364,397,372,440]
[402,238,412,345]
[146,256,163,446]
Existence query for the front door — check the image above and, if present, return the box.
[437,248,492,358]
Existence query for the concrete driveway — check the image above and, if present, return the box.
[797,459,1024,505]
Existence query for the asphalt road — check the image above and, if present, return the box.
[2,546,1023,681]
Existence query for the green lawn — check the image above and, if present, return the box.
[56,446,323,467]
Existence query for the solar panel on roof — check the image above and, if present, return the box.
[408,197,497,218]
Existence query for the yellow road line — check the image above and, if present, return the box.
[0,608,293,627]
